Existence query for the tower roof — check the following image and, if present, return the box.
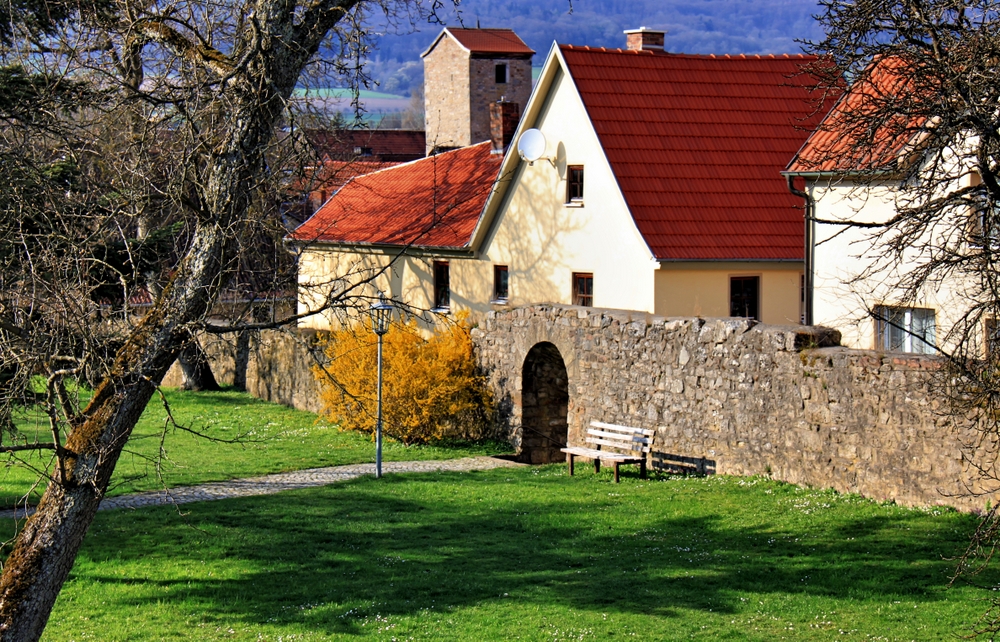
[421,28,535,59]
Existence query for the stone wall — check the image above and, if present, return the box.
[168,303,989,510]
[473,304,985,510]
[162,329,327,414]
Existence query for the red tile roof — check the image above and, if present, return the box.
[288,142,500,249]
[431,28,534,58]
[307,129,426,163]
[560,46,834,261]
[786,57,926,174]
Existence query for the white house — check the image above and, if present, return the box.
[289,28,833,328]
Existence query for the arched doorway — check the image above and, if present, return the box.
[520,342,569,464]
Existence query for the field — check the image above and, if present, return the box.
[2,390,996,640]
[16,467,995,641]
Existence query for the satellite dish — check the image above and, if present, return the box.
[517,129,547,163]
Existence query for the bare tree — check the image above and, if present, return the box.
[0,0,459,638]
[795,2,1000,635]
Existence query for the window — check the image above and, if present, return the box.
[730,276,760,320]
[433,261,450,310]
[493,265,509,302]
[567,166,584,203]
[495,63,508,84]
[353,146,373,157]
[573,272,593,307]
[875,305,936,354]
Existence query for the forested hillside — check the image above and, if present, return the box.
[363,0,825,98]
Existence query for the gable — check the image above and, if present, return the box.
[561,46,830,261]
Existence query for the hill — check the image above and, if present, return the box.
[333,0,827,120]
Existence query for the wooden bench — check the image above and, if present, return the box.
[560,421,655,483]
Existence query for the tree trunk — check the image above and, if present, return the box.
[178,338,221,391]
[232,329,253,392]
[0,107,251,642]
[0,0,363,636]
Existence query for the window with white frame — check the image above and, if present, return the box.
[566,166,584,203]
[875,305,936,354]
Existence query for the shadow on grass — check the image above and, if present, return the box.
[67,470,981,636]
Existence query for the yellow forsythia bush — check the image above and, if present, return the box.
[314,316,494,445]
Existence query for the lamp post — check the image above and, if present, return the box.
[369,294,394,479]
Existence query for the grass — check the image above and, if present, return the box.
[0,387,507,509]
[16,466,995,641]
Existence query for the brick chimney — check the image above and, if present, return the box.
[624,27,665,52]
[490,99,520,155]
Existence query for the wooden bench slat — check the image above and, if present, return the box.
[586,429,653,445]
[589,421,655,436]
[586,436,652,452]
[561,447,641,462]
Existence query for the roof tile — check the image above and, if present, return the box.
[289,142,500,249]
[445,28,534,56]
[560,45,835,261]
[786,57,925,174]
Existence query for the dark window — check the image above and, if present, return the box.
[495,63,508,84]
[730,276,760,320]
[352,146,373,157]
[875,305,935,354]
[493,265,509,302]
[573,272,593,307]
[433,261,450,310]
[567,166,584,203]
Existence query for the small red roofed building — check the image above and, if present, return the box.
[289,28,833,328]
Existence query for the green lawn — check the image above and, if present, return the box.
[0,388,506,509]
[21,466,995,641]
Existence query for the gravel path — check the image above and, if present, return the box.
[0,456,525,520]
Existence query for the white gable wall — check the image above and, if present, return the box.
[467,64,657,313]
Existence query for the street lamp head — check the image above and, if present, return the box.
[369,293,394,336]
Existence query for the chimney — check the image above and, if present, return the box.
[490,99,520,155]
[624,26,665,52]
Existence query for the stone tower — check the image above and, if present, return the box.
[421,28,534,155]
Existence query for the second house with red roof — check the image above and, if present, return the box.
[288,27,832,328]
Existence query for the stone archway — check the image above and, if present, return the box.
[520,342,569,464]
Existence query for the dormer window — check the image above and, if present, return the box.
[495,63,508,84]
